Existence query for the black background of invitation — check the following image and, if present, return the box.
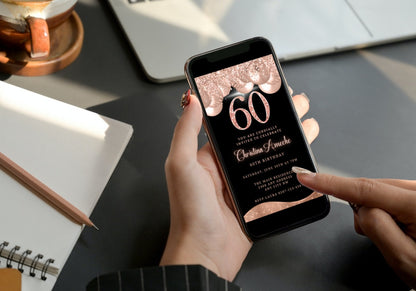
[207,82,315,216]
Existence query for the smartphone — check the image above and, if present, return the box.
[185,37,330,240]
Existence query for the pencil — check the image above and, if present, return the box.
[0,152,98,230]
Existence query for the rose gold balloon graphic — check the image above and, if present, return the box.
[259,65,281,94]
[233,79,254,94]
[229,64,254,94]
[196,54,281,116]
[247,58,270,84]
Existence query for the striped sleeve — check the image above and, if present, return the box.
[86,265,242,291]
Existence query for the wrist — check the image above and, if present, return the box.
[160,233,221,278]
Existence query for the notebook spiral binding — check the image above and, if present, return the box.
[0,241,59,281]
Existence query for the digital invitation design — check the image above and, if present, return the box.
[195,54,322,223]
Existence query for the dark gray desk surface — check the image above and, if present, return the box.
[4,0,416,290]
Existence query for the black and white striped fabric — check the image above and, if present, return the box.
[87,265,242,291]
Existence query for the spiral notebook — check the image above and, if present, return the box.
[0,81,133,290]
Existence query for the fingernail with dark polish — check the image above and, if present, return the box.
[181,89,191,109]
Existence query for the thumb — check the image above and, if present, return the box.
[168,93,203,161]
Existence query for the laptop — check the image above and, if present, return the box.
[106,0,416,83]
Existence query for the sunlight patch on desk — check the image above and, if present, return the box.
[359,50,416,104]
[0,85,109,141]
[9,77,120,109]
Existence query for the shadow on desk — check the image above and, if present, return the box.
[236,202,407,291]
[54,93,175,290]
[54,95,408,291]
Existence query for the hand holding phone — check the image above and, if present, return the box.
[185,37,330,240]
[163,90,319,281]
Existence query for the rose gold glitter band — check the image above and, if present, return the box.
[194,54,281,116]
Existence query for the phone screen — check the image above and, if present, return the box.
[186,38,329,239]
